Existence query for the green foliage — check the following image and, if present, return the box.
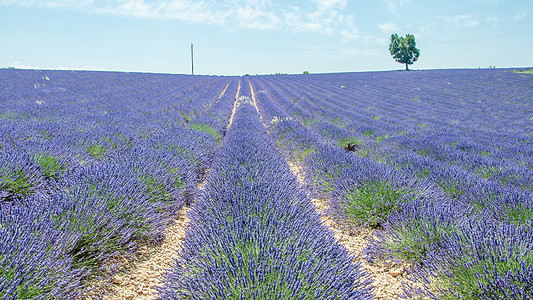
[439,181,465,199]
[180,111,192,123]
[513,69,533,74]
[293,147,316,163]
[301,118,317,126]
[0,169,35,199]
[86,144,108,159]
[34,153,67,180]
[342,181,409,228]
[140,175,174,202]
[303,71,310,74]
[503,204,533,226]
[58,187,153,271]
[189,236,350,299]
[362,130,375,137]
[375,135,389,144]
[331,117,343,126]
[384,218,455,263]
[0,112,17,120]
[433,248,533,299]
[474,166,499,180]
[389,33,420,71]
[189,123,222,142]
[0,264,48,299]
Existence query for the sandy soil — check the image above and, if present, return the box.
[91,206,191,300]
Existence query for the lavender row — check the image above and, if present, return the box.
[249,74,533,298]
[251,73,533,219]
[264,70,533,188]
[189,78,240,141]
[157,80,372,299]
[0,70,227,298]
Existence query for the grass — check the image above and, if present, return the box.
[0,169,35,200]
[34,153,67,180]
[374,135,389,144]
[342,181,409,228]
[384,218,456,263]
[503,203,533,226]
[432,244,533,299]
[362,130,375,137]
[474,166,499,180]
[0,265,47,299]
[189,123,222,142]
[301,118,317,126]
[180,111,192,123]
[86,144,108,159]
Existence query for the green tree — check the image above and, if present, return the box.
[389,34,420,71]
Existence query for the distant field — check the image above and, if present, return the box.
[1,68,532,299]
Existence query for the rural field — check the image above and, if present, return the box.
[1,68,532,299]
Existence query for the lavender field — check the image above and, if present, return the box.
[1,68,532,299]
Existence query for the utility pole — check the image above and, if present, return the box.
[190,43,194,75]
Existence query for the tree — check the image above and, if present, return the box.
[389,34,420,71]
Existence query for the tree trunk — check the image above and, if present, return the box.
[405,63,409,71]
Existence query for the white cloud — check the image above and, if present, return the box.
[378,22,399,33]
[514,13,527,20]
[311,0,347,11]
[384,0,411,15]
[1,0,362,44]
[441,15,480,27]
[340,28,360,43]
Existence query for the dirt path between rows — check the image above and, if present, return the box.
[248,81,422,300]
[87,80,241,300]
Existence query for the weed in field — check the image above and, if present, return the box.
[384,218,455,263]
[362,130,375,137]
[0,169,35,201]
[86,144,108,159]
[428,223,533,300]
[34,153,67,181]
[503,203,533,226]
[189,123,222,142]
[375,135,389,144]
[342,181,409,228]
[180,111,191,123]
[0,264,48,299]
[474,166,499,180]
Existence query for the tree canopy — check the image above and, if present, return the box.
[389,34,420,71]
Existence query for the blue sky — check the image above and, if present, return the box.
[1,0,532,75]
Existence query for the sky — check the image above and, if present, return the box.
[0,0,532,75]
